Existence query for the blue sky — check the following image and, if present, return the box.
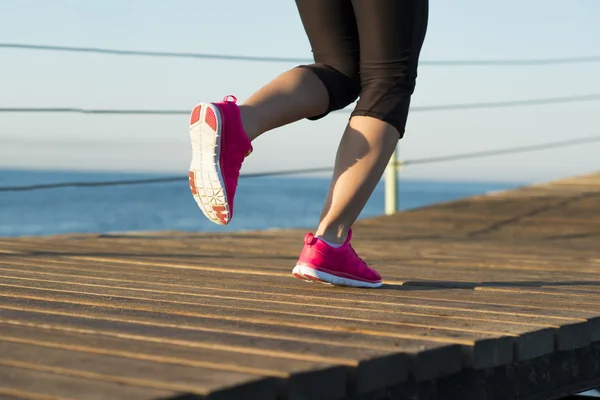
[1,0,599,182]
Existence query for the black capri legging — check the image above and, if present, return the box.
[295,0,429,137]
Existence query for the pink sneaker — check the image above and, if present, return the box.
[188,96,252,225]
[292,229,382,288]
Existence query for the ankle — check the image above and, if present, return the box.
[238,105,260,142]
[315,225,349,246]
[316,237,344,248]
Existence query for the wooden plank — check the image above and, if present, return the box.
[2,265,584,349]
[0,268,577,337]
[0,389,69,400]
[0,309,446,394]
[0,255,290,277]
[0,394,33,400]
[12,233,579,259]
[9,248,599,282]
[0,277,587,355]
[475,285,600,297]
[0,256,577,289]
[0,236,302,258]
[356,342,600,400]
[4,242,600,277]
[3,255,597,301]
[0,302,461,385]
[0,341,279,400]
[0,270,561,336]
[0,284,515,370]
[0,323,344,400]
[535,285,600,294]
[1,296,511,376]
[0,365,178,400]
[2,258,595,297]
[381,210,600,227]
[73,253,600,274]
[4,256,600,298]
[6,259,600,300]
[3,258,596,310]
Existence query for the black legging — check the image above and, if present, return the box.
[295,0,429,137]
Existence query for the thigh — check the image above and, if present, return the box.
[351,0,429,72]
[295,0,359,77]
[350,0,429,136]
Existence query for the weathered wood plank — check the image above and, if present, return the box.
[5,249,600,275]
[0,341,280,399]
[0,277,589,353]
[0,393,32,400]
[0,365,179,400]
[4,257,600,300]
[353,341,600,400]
[0,308,435,393]
[0,283,515,370]
[0,302,461,385]
[0,270,562,334]
[0,323,343,400]
[7,256,598,306]
[0,274,560,362]
[2,266,585,344]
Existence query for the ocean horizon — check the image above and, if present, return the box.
[0,168,526,238]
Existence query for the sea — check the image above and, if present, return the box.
[0,169,525,238]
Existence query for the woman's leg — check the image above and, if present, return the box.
[190,0,362,226]
[241,0,363,141]
[239,68,328,142]
[315,0,429,244]
[315,117,401,243]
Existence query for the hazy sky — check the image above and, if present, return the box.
[1,0,599,182]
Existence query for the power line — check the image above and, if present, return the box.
[403,135,600,166]
[0,176,185,192]
[0,167,333,192]
[363,94,600,113]
[0,107,185,115]
[1,135,598,192]
[2,94,600,116]
[0,43,311,64]
[2,43,600,66]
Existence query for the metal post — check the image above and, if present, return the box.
[385,147,398,215]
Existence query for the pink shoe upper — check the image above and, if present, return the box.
[297,229,382,284]
[213,95,253,221]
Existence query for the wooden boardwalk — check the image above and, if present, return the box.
[1,172,599,400]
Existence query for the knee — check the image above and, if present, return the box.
[297,62,361,119]
[353,66,419,137]
[361,63,417,98]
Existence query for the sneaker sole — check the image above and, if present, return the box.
[189,103,231,225]
[293,264,382,288]
[292,265,316,283]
